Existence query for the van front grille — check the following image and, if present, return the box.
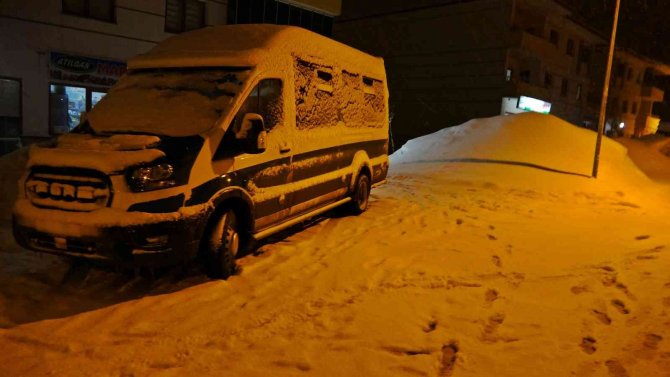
[25,166,112,212]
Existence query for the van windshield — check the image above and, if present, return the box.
[86,68,250,137]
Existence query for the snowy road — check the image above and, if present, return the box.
[0,114,669,376]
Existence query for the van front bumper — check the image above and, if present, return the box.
[12,200,212,268]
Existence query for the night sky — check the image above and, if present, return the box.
[564,0,670,64]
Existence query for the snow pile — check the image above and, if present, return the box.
[615,134,670,183]
[391,112,648,186]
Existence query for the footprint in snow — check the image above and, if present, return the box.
[438,343,459,377]
[605,359,630,377]
[611,299,630,315]
[580,336,597,354]
[635,235,651,240]
[491,255,502,268]
[484,289,499,303]
[592,309,612,325]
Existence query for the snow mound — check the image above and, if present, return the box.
[391,112,647,182]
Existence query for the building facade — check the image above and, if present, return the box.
[334,0,668,146]
[589,49,670,137]
[0,0,340,155]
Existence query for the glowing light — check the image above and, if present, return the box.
[619,122,625,129]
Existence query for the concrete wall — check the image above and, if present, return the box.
[334,0,513,146]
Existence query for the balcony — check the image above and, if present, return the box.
[509,31,573,71]
[641,86,664,102]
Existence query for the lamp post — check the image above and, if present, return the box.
[592,0,621,178]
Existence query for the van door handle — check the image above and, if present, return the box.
[280,146,291,153]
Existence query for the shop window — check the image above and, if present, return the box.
[549,30,559,46]
[227,0,333,36]
[566,39,574,56]
[91,91,107,108]
[165,0,206,33]
[561,78,568,97]
[62,0,115,23]
[0,78,22,138]
[49,85,106,134]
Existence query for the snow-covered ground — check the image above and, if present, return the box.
[1,113,669,376]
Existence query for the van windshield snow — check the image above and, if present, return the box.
[86,68,250,137]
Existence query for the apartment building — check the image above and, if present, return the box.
[591,49,670,137]
[334,0,609,146]
[0,0,340,155]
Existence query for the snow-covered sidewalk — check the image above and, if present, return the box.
[0,113,669,376]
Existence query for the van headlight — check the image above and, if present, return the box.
[127,163,176,192]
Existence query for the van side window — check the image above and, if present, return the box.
[233,78,283,132]
[214,79,283,160]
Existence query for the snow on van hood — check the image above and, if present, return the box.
[27,134,165,173]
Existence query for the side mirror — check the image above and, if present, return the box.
[236,113,266,154]
[256,130,267,153]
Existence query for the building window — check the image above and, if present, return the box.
[566,39,574,56]
[0,77,22,138]
[549,30,559,46]
[561,78,568,97]
[627,67,633,81]
[576,84,582,100]
[544,72,553,88]
[506,69,512,82]
[622,100,628,113]
[165,0,206,33]
[520,70,530,83]
[227,0,334,36]
[631,102,637,114]
[62,0,115,22]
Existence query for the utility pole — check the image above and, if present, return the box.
[592,0,621,178]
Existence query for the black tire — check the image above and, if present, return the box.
[349,172,371,214]
[204,209,240,279]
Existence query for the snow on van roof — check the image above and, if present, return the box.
[129,24,385,79]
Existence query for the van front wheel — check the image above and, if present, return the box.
[205,209,240,279]
[349,173,370,215]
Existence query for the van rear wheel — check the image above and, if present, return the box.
[204,209,240,279]
[349,173,370,214]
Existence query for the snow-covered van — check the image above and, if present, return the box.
[12,25,389,278]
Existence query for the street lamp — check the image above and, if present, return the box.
[592,0,621,178]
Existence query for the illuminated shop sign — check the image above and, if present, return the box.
[517,96,552,114]
[49,52,126,87]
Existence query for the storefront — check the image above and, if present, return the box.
[48,52,126,134]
